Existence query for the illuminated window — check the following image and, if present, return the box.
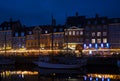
[45,30,48,34]
[69,31,71,35]
[80,31,83,35]
[84,44,86,49]
[95,44,98,49]
[65,32,68,35]
[73,31,75,35]
[103,32,107,36]
[76,31,79,35]
[103,38,107,43]
[97,39,101,43]
[97,32,101,36]
[89,44,92,48]
[92,32,95,37]
[101,43,104,48]
[92,39,95,43]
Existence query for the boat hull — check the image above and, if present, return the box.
[117,60,120,68]
[33,61,85,69]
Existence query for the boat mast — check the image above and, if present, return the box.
[4,32,6,56]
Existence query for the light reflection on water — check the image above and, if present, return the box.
[0,66,120,81]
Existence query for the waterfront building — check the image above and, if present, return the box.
[109,18,120,54]
[64,26,84,52]
[12,27,26,54]
[0,19,22,54]
[83,15,109,55]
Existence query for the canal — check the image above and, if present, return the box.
[0,64,120,81]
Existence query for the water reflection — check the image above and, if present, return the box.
[0,66,120,81]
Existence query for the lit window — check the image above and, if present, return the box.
[65,32,68,35]
[97,32,101,36]
[84,44,86,49]
[95,44,98,49]
[80,31,83,35]
[101,43,104,48]
[69,31,72,35]
[45,30,48,34]
[103,38,107,43]
[76,31,79,35]
[97,39,101,43]
[92,32,95,37]
[73,31,75,35]
[106,43,109,48]
[103,32,107,36]
[89,44,92,48]
[92,39,95,43]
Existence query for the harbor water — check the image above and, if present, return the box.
[0,64,120,81]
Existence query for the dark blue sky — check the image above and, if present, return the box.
[0,0,120,26]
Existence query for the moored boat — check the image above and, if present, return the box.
[33,55,87,69]
[0,56,15,65]
[117,60,120,68]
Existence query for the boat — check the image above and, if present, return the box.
[0,56,15,65]
[33,55,87,69]
[117,60,120,68]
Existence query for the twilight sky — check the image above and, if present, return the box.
[0,0,120,26]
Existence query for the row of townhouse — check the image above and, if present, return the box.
[0,13,120,55]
